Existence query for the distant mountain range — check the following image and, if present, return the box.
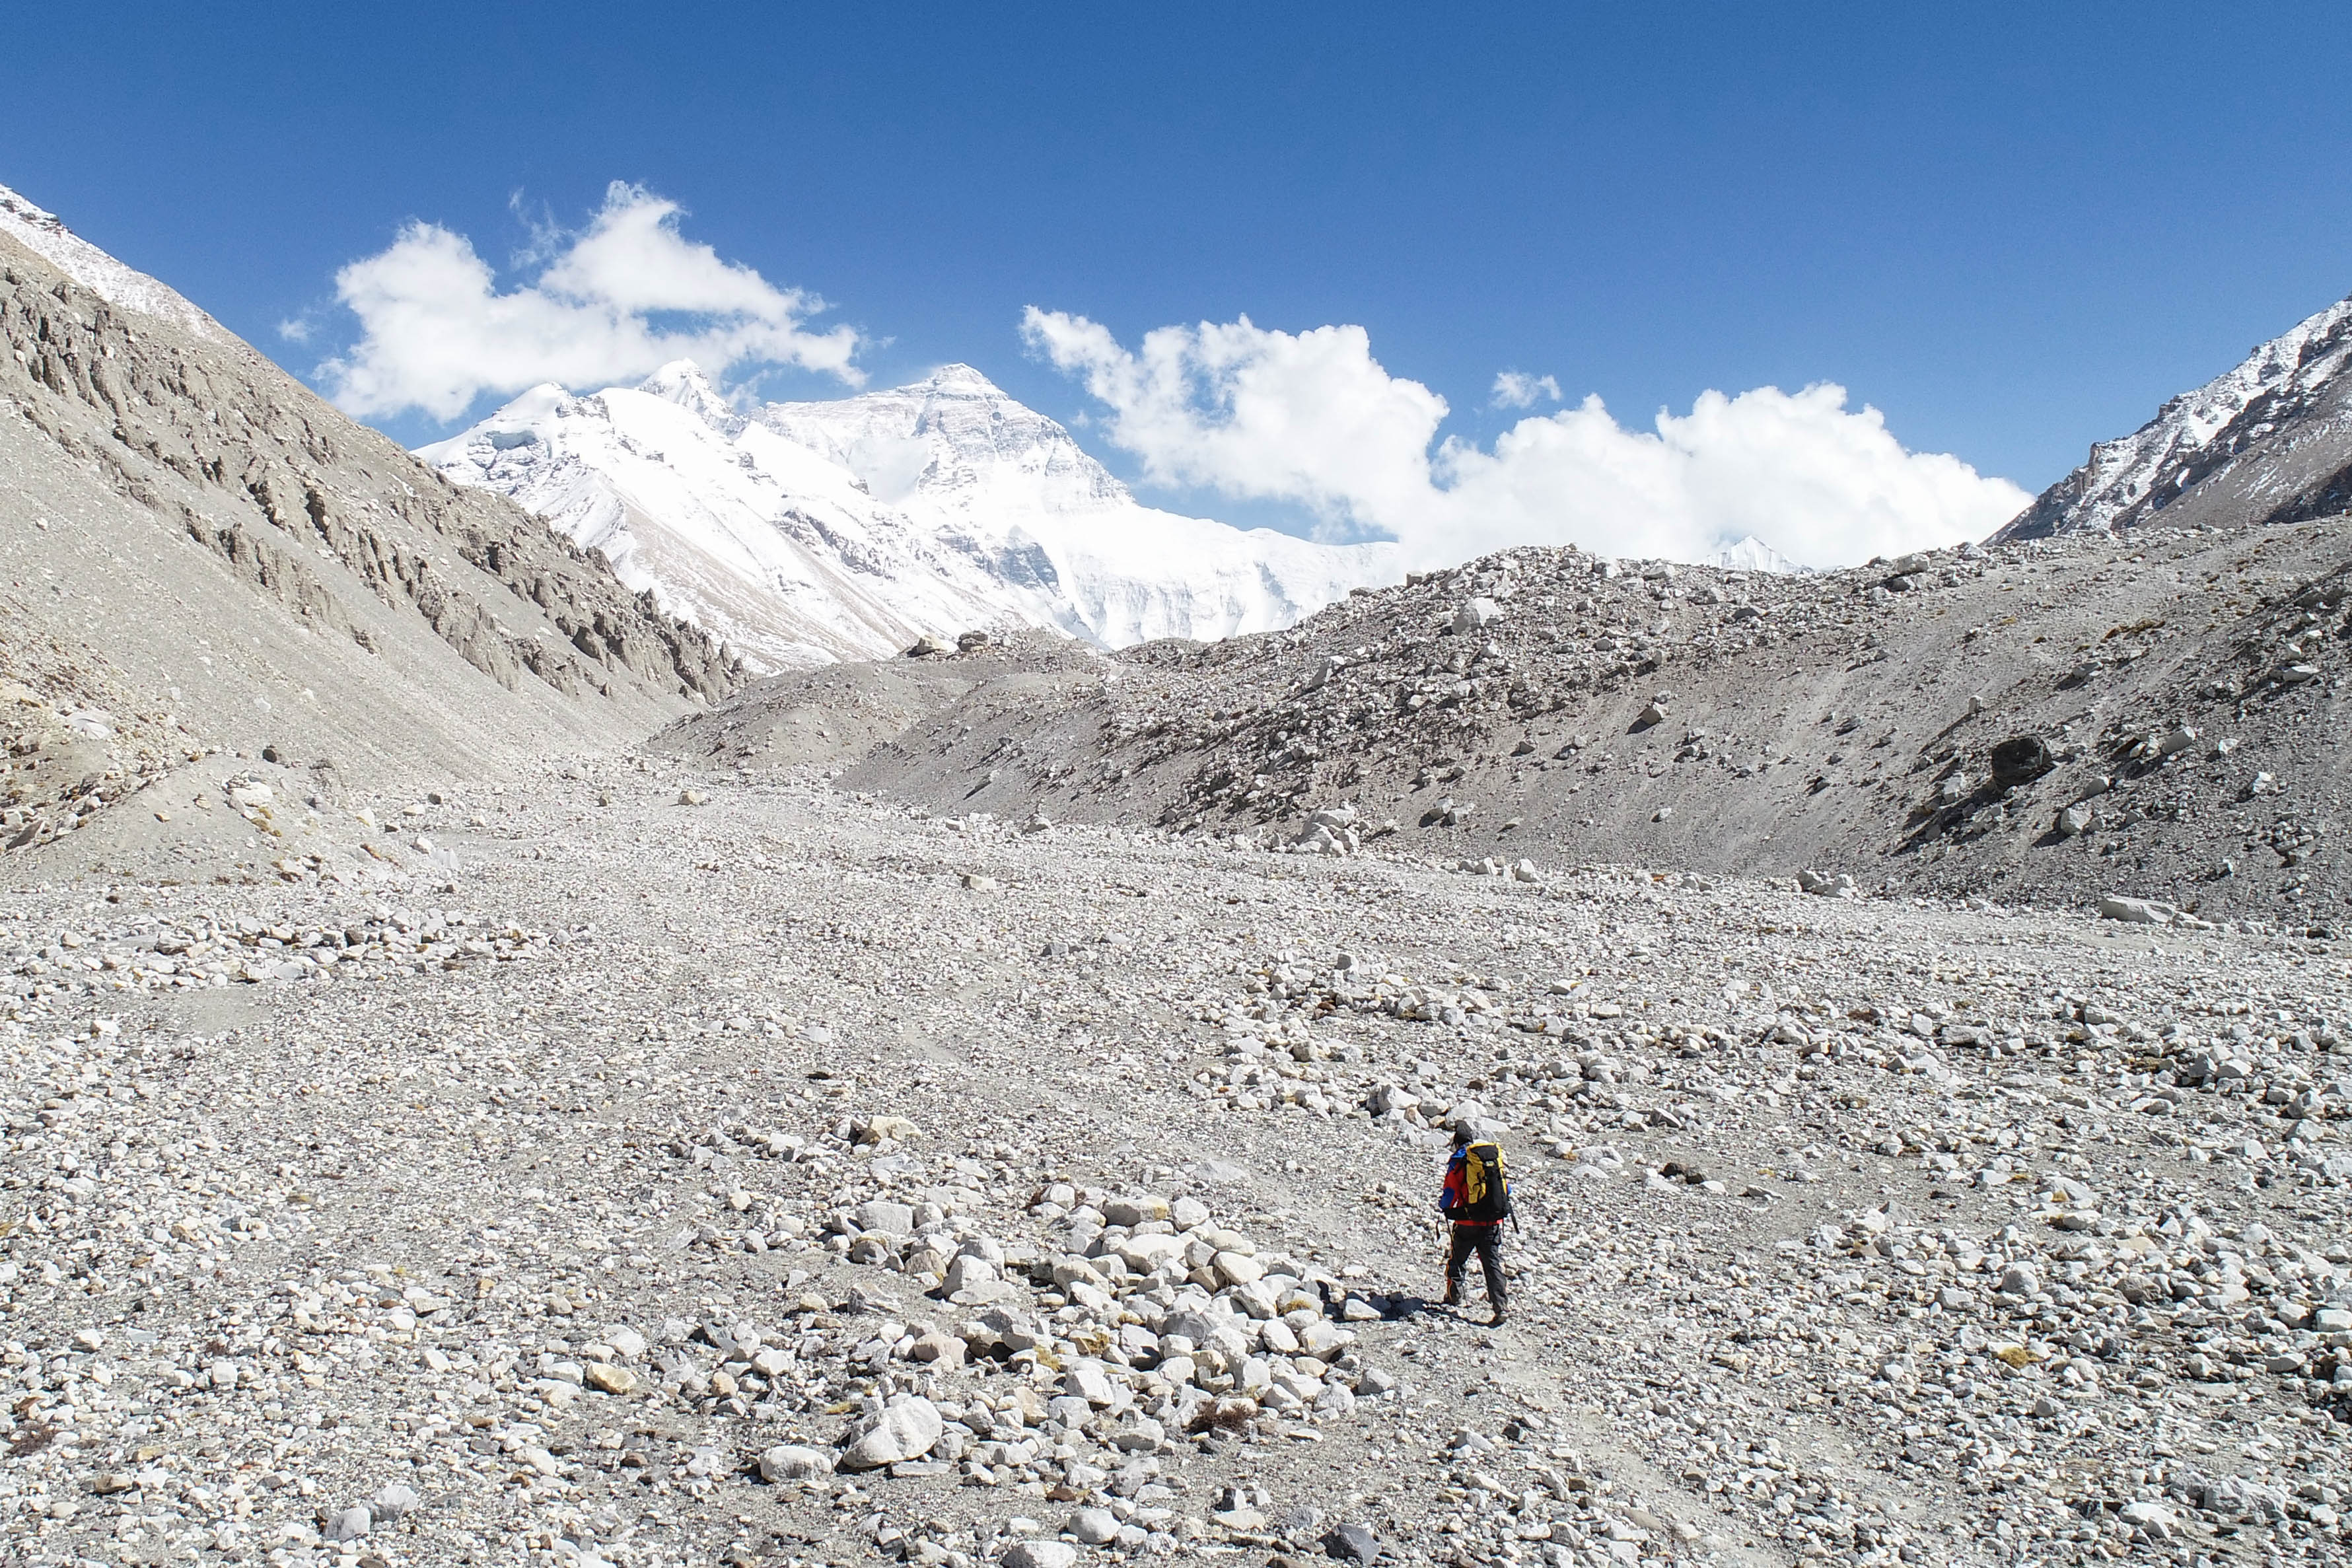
[421,363,1402,670]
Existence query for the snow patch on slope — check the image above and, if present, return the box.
[0,182,217,338]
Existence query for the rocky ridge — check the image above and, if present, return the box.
[669,519,2352,925]
[1995,290,2352,542]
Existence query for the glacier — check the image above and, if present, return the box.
[420,362,1400,670]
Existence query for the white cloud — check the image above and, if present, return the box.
[1489,370,1560,409]
[1022,308,2029,570]
[318,182,863,420]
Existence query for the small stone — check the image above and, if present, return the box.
[583,1361,636,1395]
[678,789,707,806]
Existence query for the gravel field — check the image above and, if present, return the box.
[5,766,2349,1568]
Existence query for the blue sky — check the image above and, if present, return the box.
[9,4,2352,553]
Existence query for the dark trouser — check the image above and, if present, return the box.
[1446,1223,1506,1310]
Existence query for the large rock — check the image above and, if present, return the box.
[942,1253,998,1295]
[1102,1194,1170,1227]
[759,1444,835,1481]
[323,1506,372,1542]
[839,1396,945,1470]
[1112,1232,1186,1272]
[1065,1359,1119,1406]
[2099,895,2176,925]
[1003,1544,1079,1568]
[852,1200,915,1236]
[368,1483,420,1522]
[1989,734,2054,787]
[1797,868,1859,898]
[1452,598,1501,633]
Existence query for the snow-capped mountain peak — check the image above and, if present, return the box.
[637,358,744,435]
[422,363,1398,670]
[1711,534,1804,574]
[1995,290,2352,540]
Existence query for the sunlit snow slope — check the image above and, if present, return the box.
[1994,290,2352,540]
[421,362,1399,670]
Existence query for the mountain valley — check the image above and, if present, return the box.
[0,182,2347,1568]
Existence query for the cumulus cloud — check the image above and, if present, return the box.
[318,182,863,420]
[1489,370,1560,409]
[1022,308,2029,570]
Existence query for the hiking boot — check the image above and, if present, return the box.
[1441,1285,1460,1307]
[1490,1308,1508,1327]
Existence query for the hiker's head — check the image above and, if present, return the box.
[1452,1126,1471,1149]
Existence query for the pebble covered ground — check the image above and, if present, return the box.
[3,764,2348,1568]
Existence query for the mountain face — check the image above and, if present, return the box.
[0,180,739,884]
[420,363,1400,671]
[1995,292,2352,541]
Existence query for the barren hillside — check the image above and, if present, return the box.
[668,523,2352,927]
[0,224,743,888]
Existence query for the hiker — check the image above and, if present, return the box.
[1437,1125,1511,1325]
